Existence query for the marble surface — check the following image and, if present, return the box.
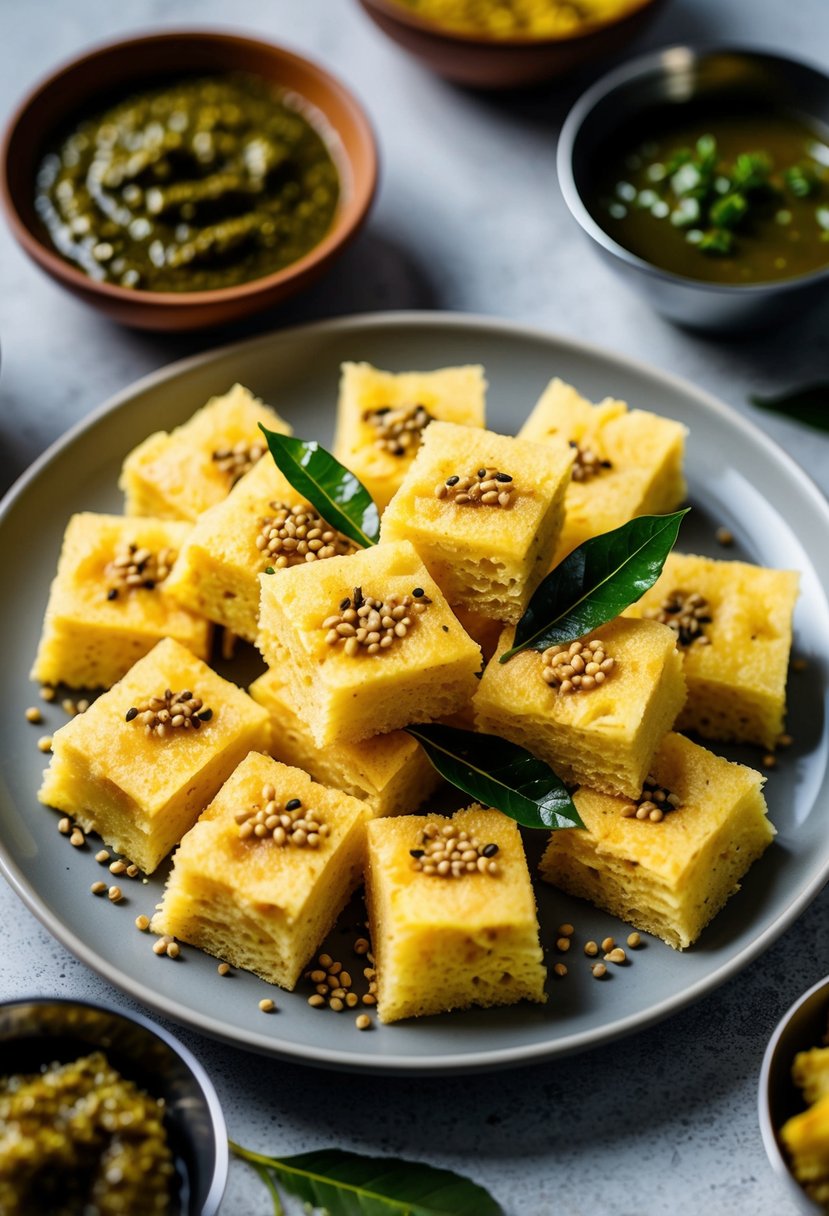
[2,1,829,1212]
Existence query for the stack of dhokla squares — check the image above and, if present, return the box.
[34,366,797,1024]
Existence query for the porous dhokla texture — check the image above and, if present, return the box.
[332,362,486,511]
[38,638,269,873]
[31,513,211,690]
[257,540,482,746]
[626,552,799,749]
[518,378,687,560]
[119,383,291,521]
[151,753,370,989]
[249,668,441,818]
[539,732,773,949]
[380,421,572,623]
[365,806,546,1022]
[164,454,354,643]
[474,617,686,798]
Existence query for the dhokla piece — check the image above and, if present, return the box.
[31,513,212,690]
[474,617,686,798]
[38,638,270,873]
[365,806,547,1022]
[164,454,355,643]
[379,421,572,623]
[518,378,687,559]
[626,552,799,749]
[780,1094,829,1208]
[151,753,370,989]
[538,732,774,949]
[793,1049,829,1107]
[257,540,482,746]
[332,362,487,511]
[249,668,441,817]
[119,383,292,521]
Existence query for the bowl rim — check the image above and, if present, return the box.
[358,0,660,48]
[0,994,229,1216]
[557,42,829,296]
[758,974,829,1215]
[0,27,378,309]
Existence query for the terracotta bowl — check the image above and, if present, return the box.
[355,0,666,90]
[0,31,378,331]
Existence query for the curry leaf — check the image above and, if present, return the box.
[750,385,829,433]
[500,510,688,663]
[405,723,583,831]
[231,1143,503,1216]
[260,427,380,548]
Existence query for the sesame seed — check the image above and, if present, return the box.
[58,817,72,835]
[69,829,85,848]
[541,637,615,694]
[557,923,574,937]
[308,994,325,1007]
[356,1014,372,1030]
[627,932,642,949]
[40,686,56,702]
[643,588,711,647]
[570,441,612,482]
[592,963,608,979]
[556,937,571,953]
[584,941,599,957]
[362,994,377,1006]
[25,707,42,724]
[364,401,432,455]
[218,963,230,976]
[778,734,794,748]
[601,937,615,953]
[329,998,344,1012]
[211,440,267,484]
[715,527,734,546]
[126,689,212,738]
[126,864,139,878]
[605,947,627,965]
[109,860,127,875]
[95,850,110,864]
[166,942,180,959]
[90,881,107,895]
[108,886,123,903]
[37,735,53,753]
[353,937,370,955]
[134,915,150,931]
[258,999,276,1013]
[152,940,168,956]
[763,753,777,769]
[553,963,568,978]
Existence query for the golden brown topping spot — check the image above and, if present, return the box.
[125,689,213,737]
[255,501,355,569]
[322,585,431,656]
[409,821,500,877]
[621,776,682,822]
[236,785,330,847]
[541,638,615,694]
[569,440,612,482]
[364,402,432,455]
[644,588,712,647]
[212,438,267,485]
[106,542,176,600]
[434,466,514,507]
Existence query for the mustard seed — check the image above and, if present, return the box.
[763,753,777,769]
[601,937,615,953]
[90,881,107,895]
[25,707,43,724]
[354,937,370,955]
[584,941,599,957]
[715,527,734,546]
[152,940,168,956]
[605,947,627,965]
[557,923,574,937]
[108,886,123,903]
[39,685,56,702]
[627,932,642,949]
[778,734,794,748]
[58,817,72,835]
[329,997,344,1012]
[109,860,127,875]
[345,993,359,1008]
[362,994,377,1006]
[318,953,333,969]
[69,829,85,848]
[556,937,571,953]
[126,864,139,878]
[258,998,275,1013]
[218,963,230,976]
[355,1014,372,1030]
[37,735,53,753]
[166,942,180,959]
[553,963,568,978]
[134,915,150,931]
[592,963,608,979]
[308,994,325,1008]
[95,849,110,864]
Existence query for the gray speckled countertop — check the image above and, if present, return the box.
[2,2,829,1213]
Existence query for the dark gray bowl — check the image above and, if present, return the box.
[0,998,228,1215]
[759,975,829,1215]
[557,46,829,332]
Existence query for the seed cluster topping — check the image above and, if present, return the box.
[106,542,176,600]
[255,501,354,569]
[644,589,712,646]
[622,776,681,822]
[434,467,514,507]
[364,402,432,456]
[211,439,267,485]
[541,638,615,694]
[305,948,377,1017]
[569,440,612,482]
[235,786,330,847]
[410,822,500,877]
[323,586,430,656]
[125,690,213,737]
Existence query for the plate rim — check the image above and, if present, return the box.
[2,308,828,1075]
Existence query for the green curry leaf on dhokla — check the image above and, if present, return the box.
[405,723,583,831]
[500,510,689,664]
[260,427,380,549]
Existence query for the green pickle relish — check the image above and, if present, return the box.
[35,74,340,292]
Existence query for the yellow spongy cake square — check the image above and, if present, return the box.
[256,540,482,746]
[151,753,370,990]
[365,805,546,1022]
[379,421,571,623]
[249,668,441,818]
[626,551,799,749]
[538,732,774,949]
[474,617,686,798]
[518,378,687,560]
[119,383,292,521]
[38,637,270,873]
[164,453,356,643]
[780,1094,829,1209]
[332,362,487,511]
[31,513,212,690]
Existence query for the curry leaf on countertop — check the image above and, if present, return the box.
[500,510,689,664]
[231,1143,504,1216]
[405,723,583,831]
[750,385,829,433]
[260,426,380,549]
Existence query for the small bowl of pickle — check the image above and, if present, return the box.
[0,31,377,330]
[0,997,227,1215]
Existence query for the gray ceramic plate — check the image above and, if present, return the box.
[1,312,827,1075]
